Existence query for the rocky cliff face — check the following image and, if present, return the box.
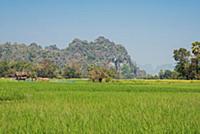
[0,36,143,77]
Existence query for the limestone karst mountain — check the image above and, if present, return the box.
[0,36,145,78]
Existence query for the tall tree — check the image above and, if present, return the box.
[159,70,173,79]
[36,59,58,78]
[0,61,9,77]
[191,41,200,79]
[159,70,165,79]
[173,48,191,79]
[121,64,133,79]
[63,66,80,78]
[88,65,114,82]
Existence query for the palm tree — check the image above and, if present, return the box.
[192,42,200,57]
[192,41,200,78]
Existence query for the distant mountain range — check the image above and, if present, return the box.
[0,36,145,78]
[139,64,175,75]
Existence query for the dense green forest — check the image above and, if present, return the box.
[0,37,146,80]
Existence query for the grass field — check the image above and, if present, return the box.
[0,79,200,133]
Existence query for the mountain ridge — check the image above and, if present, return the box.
[0,36,145,78]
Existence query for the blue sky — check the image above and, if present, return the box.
[0,0,200,66]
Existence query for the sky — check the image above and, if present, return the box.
[0,0,200,67]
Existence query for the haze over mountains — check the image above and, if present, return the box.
[140,64,175,75]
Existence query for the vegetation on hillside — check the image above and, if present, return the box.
[0,37,145,79]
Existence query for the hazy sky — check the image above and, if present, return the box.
[0,0,200,66]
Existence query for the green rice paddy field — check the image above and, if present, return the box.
[0,79,200,133]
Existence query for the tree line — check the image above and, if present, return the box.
[157,41,200,80]
[0,59,118,82]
